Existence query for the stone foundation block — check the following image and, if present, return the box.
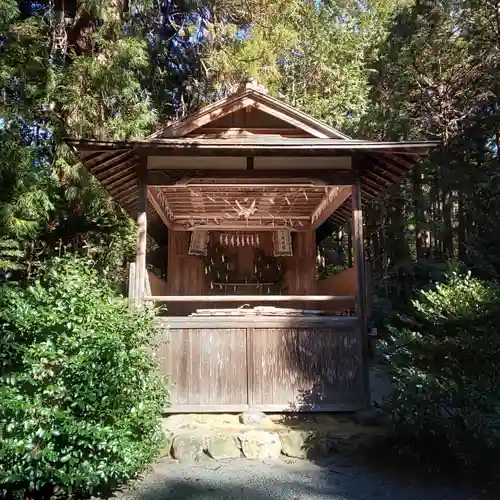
[160,429,174,458]
[239,411,268,425]
[206,433,241,460]
[239,431,282,459]
[279,430,312,459]
[352,407,385,426]
[172,433,206,462]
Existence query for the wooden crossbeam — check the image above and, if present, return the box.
[147,169,354,186]
[147,190,175,230]
[145,295,355,302]
[311,186,352,229]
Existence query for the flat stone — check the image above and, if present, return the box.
[171,433,206,462]
[239,431,282,459]
[279,430,311,459]
[304,430,339,457]
[351,407,384,426]
[239,411,268,425]
[160,429,174,458]
[206,433,241,460]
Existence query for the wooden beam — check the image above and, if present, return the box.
[147,169,354,186]
[311,186,352,229]
[187,127,308,137]
[147,190,174,230]
[352,175,370,407]
[251,101,330,139]
[173,221,313,231]
[103,171,137,192]
[128,262,136,300]
[165,96,254,138]
[100,160,137,186]
[174,214,311,221]
[112,183,138,201]
[145,295,355,302]
[134,164,148,303]
[90,150,136,173]
[108,179,137,197]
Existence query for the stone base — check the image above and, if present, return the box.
[160,412,387,462]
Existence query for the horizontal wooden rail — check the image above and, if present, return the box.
[144,295,355,302]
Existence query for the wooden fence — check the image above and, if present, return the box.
[154,315,367,412]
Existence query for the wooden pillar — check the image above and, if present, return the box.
[352,182,365,328]
[352,178,370,407]
[134,165,147,303]
[283,231,316,295]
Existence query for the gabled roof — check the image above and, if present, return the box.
[153,80,351,140]
[66,80,438,238]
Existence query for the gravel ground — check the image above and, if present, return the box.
[116,455,492,500]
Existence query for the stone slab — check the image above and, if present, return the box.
[160,429,174,458]
[206,433,241,460]
[239,431,282,459]
[172,433,206,462]
[163,412,388,461]
[278,430,313,459]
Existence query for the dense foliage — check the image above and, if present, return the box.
[381,273,500,476]
[0,257,166,498]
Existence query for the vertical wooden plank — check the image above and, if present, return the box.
[352,177,370,407]
[128,262,136,300]
[347,224,353,267]
[176,329,190,405]
[135,164,147,303]
[246,328,254,411]
[250,326,364,411]
[161,325,248,409]
[189,329,201,405]
[364,260,372,320]
[352,183,365,327]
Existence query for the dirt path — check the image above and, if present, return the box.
[117,455,491,500]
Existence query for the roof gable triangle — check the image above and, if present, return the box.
[156,90,351,140]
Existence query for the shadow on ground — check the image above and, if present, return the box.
[115,454,492,500]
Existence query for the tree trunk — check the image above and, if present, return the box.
[458,191,467,262]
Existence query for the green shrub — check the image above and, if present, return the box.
[381,272,500,475]
[0,257,167,499]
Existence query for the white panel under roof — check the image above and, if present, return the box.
[147,156,246,169]
[254,156,351,170]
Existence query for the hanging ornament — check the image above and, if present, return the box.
[220,234,224,245]
[256,234,260,246]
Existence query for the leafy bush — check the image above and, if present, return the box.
[0,257,167,499]
[381,272,500,476]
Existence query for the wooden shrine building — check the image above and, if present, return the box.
[68,80,436,413]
